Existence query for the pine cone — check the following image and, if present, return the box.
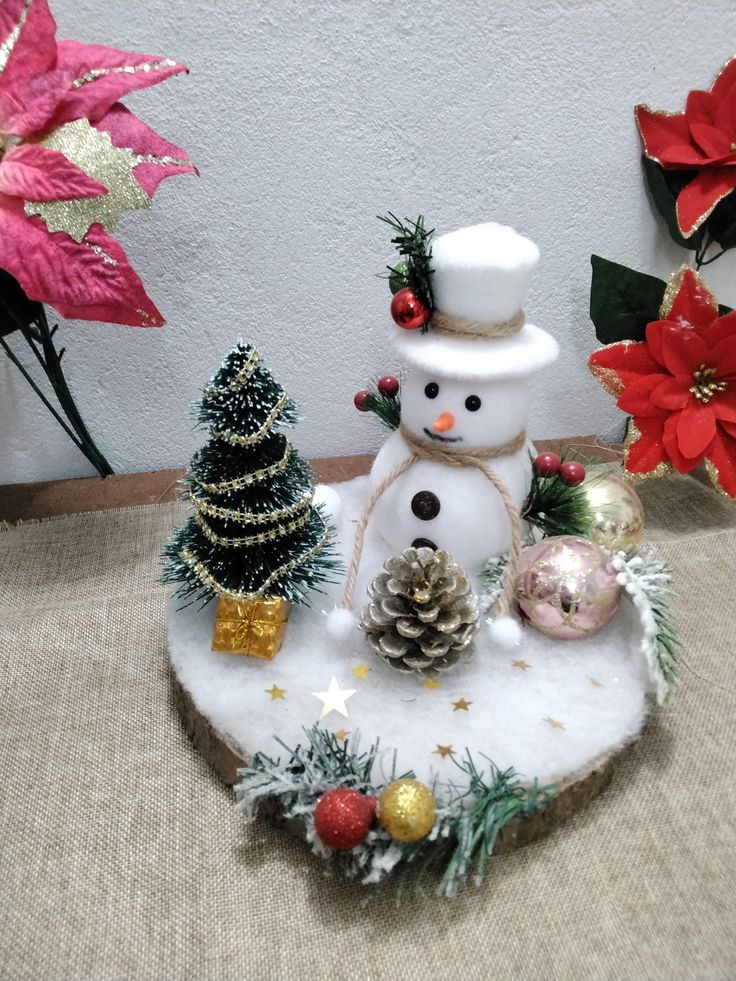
[360,547,479,675]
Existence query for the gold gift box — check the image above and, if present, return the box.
[211,595,289,659]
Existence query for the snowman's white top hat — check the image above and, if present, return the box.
[391,222,559,381]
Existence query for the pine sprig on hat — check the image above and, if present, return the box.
[379,212,435,314]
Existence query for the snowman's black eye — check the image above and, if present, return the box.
[465,395,481,412]
[424,382,439,399]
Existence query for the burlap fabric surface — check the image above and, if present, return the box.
[1,474,734,981]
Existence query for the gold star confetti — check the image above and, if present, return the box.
[421,677,441,690]
[312,676,356,720]
[351,664,370,680]
[588,676,604,687]
[512,659,531,671]
[433,744,455,758]
[334,729,351,741]
[265,684,286,700]
[544,717,565,730]
[452,698,472,711]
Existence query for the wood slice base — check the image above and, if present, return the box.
[171,670,620,855]
[168,474,651,859]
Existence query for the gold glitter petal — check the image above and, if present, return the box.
[24,118,151,242]
[85,242,117,266]
[71,58,177,89]
[588,340,645,398]
[634,103,688,167]
[660,265,719,319]
[704,458,736,499]
[133,152,192,168]
[622,419,673,484]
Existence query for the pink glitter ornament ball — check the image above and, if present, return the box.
[516,536,622,640]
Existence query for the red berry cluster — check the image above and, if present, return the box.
[533,452,586,486]
[354,374,400,411]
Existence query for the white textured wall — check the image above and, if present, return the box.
[2,0,735,483]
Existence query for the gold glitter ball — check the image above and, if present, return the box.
[583,475,645,553]
[377,779,436,842]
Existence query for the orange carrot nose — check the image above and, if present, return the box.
[433,411,455,433]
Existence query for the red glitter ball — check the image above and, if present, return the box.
[559,460,586,486]
[313,788,377,851]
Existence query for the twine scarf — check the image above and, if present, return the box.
[341,424,526,619]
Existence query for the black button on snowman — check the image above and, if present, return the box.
[411,490,440,520]
[369,222,559,573]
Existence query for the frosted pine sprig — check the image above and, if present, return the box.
[611,549,679,704]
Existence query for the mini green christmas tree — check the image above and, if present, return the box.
[163,343,339,627]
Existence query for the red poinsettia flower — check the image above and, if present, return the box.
[588,266,736,498]
[635,58,736,238]
[0,0,195,326]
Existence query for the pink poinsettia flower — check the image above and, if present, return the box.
[0,0,195,326]
[588,267,736,498]
[635,58,736,238]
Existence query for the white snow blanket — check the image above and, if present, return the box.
[168,477,652,790]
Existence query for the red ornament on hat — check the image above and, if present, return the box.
[390,288,431,330]
[314,787,377,850]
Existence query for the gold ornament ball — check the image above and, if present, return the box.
[377,779,436,842]
[583,475,645,553]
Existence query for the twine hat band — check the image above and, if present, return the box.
[430,308,525,341]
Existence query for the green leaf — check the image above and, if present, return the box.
[706,190,736,251]
[589,255,667,344]
[641,156,704,252]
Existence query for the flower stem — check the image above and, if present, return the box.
[33,308,114,476]
[0,335,85,451]
[0,299,115,477]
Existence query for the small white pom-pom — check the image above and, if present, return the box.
[326,606,358,641]
[488,615,522,649]
[313,484,342,524]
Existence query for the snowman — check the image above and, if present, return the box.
[370,222,559,570]
[329,221,558,646]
